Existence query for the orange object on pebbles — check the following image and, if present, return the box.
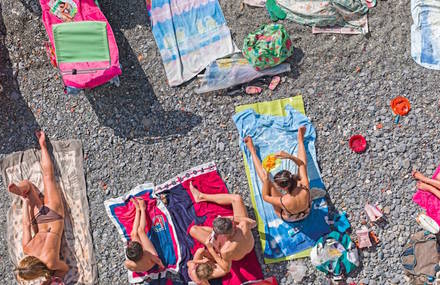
[390,96,411,116]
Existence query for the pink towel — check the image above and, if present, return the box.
[413,165,440,225]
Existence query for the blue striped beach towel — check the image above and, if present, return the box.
[147,0,237,86]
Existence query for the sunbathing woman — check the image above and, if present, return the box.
[244,126,311,222]
[8,131,69,282]
[413,170,440,200]
[187,247,228,285]
[124,197,165,272]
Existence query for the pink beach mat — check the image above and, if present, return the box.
[413,165,440,226]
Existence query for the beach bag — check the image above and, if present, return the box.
[242,24,293,70]
[400,231,440,284]
[310,231,359,278]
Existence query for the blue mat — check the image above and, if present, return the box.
[233,104,330,263]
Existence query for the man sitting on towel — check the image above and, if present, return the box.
[124,198,165,272]
[189,182,257,276]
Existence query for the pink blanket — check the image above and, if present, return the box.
[413,165,440,225]
[40,0,121,89]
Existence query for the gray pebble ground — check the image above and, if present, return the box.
[1,0,440,284]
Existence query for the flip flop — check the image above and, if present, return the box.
[245,86,262,95]
[416,213,440,234]
[268,76,281,91]
[365,203,383,222]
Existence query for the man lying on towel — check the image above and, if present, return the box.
[124,198,165,272]
[188,183,257,283]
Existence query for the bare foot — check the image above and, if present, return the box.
[244,136,255,152]
[417,181,438,193]
[136,197,146,210]
[189,181,204,203]
[412,170,428,182]
[297,126,306,140]
[35,131,47,148]
[131,198,139,209]
[8,182,31,198]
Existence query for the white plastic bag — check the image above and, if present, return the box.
[195,53,291,94]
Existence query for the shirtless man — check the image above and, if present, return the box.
[124,198,165,272]
[189,182,257,273]
[187,247,228,285]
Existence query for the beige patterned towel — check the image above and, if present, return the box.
[0,140,97,285]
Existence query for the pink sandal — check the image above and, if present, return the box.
[268,76,281,91]
[365,203,383,222]
[245,86,262,95]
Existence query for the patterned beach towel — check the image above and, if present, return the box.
[233,97,331,264]
[277,0,368,30]
[0,140,97,285]
[411,0,440,70]
[147,0,238,86]
[104,183,181,283]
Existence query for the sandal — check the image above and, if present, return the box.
[365,203,383,222]
[416,213,440,234]
[245,86,262,95]
[268,76,281,91]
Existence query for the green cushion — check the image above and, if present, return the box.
[53,21,110,63]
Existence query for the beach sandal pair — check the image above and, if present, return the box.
[245,76,281,94]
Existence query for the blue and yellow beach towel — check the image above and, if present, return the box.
[233,96,331,263]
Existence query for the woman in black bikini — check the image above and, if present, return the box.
[8,131,68,283]
[244,126,311,222]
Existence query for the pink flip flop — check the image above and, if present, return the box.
[268,76,281,91]
[365,203,383,222]
[245,86,262,95]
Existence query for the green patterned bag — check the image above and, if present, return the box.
[242,24,293,70]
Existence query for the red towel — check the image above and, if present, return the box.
[413,165,440,226]
[182,169,264,285]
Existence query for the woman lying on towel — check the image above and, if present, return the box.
[413,170,440,199]
[187,247,228,285]
[124,197,165,272]
[245,126,311,223]
[8,131,69,283]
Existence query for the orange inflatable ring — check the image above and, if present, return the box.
[390,96,411,116]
